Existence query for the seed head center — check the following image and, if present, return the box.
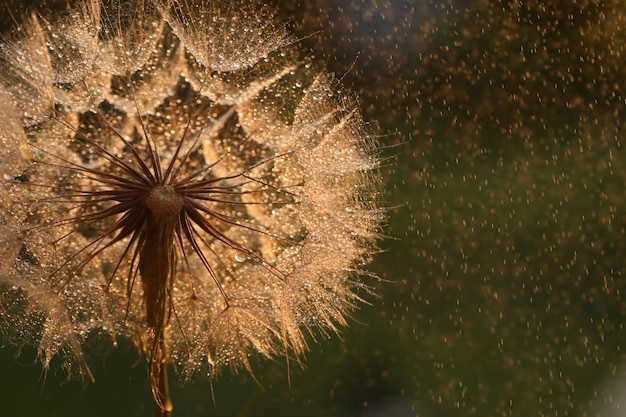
[145,185,183,218]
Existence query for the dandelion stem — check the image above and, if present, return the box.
[153,339,173,417]
[139,186,182,414]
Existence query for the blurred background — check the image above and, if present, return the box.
[1,0,626,416]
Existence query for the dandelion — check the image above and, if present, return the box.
[0,0,383,415]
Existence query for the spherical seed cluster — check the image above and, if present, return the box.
[145,186,184,218]
[0,0,383,407]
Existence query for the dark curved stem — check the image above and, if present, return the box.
[139,212,178,416]
[153,337,173,417]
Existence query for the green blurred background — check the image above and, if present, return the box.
[2,0,626,416]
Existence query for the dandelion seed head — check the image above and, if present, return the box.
[0,0,384,412]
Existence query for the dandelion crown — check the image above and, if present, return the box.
[0,0,382,414]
